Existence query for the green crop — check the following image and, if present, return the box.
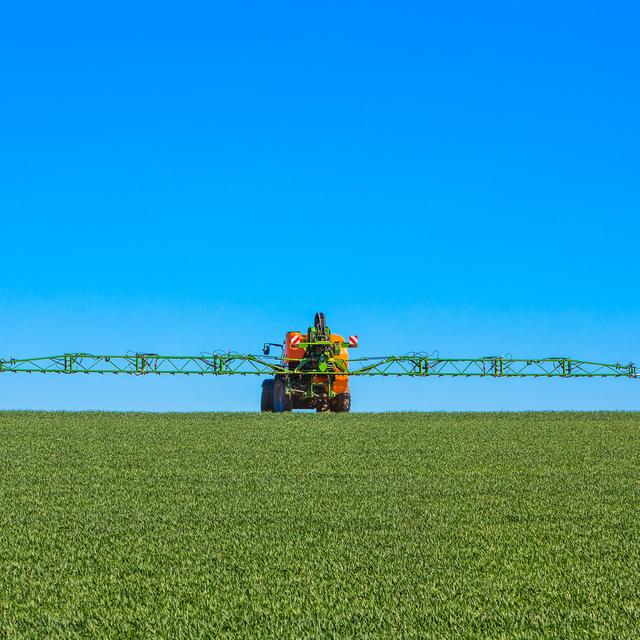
[0,412,638,638]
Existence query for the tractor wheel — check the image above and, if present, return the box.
[331,392,351,413]
[261,379,274,412]
[272,378,292,413]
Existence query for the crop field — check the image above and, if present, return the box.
[0,412,639,638]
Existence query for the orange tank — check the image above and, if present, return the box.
[331,333,349,394]
[285,331,306,362]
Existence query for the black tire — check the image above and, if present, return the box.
[331,392,351,413]
[272,378,292,413]
[261,379,274,412]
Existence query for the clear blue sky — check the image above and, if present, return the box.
[1,2,639,410]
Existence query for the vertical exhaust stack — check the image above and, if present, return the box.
[314,312,328,341]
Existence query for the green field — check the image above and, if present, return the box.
[1,412,638,638]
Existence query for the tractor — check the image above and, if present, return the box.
[260,312,357,413]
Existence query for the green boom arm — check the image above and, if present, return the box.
[0,353,637,378]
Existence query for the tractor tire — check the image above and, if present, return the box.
[331,392,351,413]
[272,378,292,413]
[261,379,274,412]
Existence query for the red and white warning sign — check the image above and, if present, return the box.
[290,334,301,348]
[349,335,359,347]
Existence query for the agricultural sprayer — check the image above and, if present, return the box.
[1,311,638,411]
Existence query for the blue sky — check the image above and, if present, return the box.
[1,2,639,410]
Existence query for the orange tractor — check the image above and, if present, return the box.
[260,312,357,412]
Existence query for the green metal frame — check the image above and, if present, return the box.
[287,321,353,399]
[0,353,637,378]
